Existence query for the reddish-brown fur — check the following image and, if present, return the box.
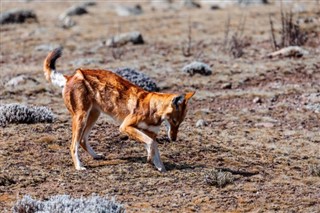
[43,48,195,172]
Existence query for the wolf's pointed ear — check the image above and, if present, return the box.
[185,92,195,102]
[172,94,185,109]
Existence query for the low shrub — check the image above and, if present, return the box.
[13,194,125,213]
[205,169,234,187]
[0,104,54,127]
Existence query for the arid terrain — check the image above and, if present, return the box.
[0,1,320,212]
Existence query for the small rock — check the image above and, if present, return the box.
[150,0,173,10]
[5,75,38,87]
[70,58,104,67]
[120,135,129,140]
[182,61,212,76]
[202,0,268,8]
[196,119,208,128]
[115,4,143,16]
[270,95,278,102]
[254,122,274,128]
[304,104,320,113]
[59,5,88,20]
[113,67,158,92]
[106,31,144,47]
[267,46,309,58]
[80,1,96,7]
[238,0,269,6]
[302,93,320,103]
[0,9,37,24]
[181,0,201,9]
[292,3,306,13]
[60,16,76,29]
[194,108,211,116]
[221,82,232,89]
[253,97,262,104]
[35,44,61,52]
[210,5,221,10]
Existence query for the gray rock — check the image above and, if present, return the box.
[303,93,320,113]
[106,31,144,47]
[201,0,268,8]
[302,93,320,103]
[80,1,96,7]
[60,16,76,29]
[182,61,212,76]
[254,122,274,128]
[115,4,143,16]
[150,0,173,10]
[304,104,320,113]
[59,5,88,20]
[238,0,269,5]
[196,119,208,127]
[253,97,262,104]
[35,44,61,52]
[5,75,38,87]
[113,67,159,92]
[267,46,309,58]
[0,9,37,24]
[13,194,124,213]
[181,0,201,8]
[71,57,104,67]
[221,82,232,89]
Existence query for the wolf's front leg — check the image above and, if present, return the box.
[144,142,166,172]
[119,117,166,172]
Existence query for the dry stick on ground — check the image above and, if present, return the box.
[222,15,247,58]
[269,14,278,50]
[269,7,308,50]
[111,22,125,60]
[223,15,231,48]
[182,16,192,57]
[230,15,246,58]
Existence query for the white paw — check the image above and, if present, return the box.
[158,167,167,173]
[76,166,86,170]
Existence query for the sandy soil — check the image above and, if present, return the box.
[0,1,320,212]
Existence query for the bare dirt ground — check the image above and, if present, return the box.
[1,1,320,212]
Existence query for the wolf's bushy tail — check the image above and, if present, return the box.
[43,47,66,88]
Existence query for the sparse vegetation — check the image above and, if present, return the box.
[223,15,249,58]
[113,67,159,91]
[1,1,320,212]
[182,17,193,57]
[269,9,308,50]
[13,195,125,213]
[0,104,54,127]
[309,164,320,177]
[204,169,234,187]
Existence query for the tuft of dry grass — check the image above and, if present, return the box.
[12,194,125,213]
[204,169,234,187]
[309,164,320,177]
[269,9,308,50]
[223,15,249,58]
[182,16,193,57]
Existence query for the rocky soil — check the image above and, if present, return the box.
[0,1,319,212]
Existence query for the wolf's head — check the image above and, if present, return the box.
[163,92,195,141]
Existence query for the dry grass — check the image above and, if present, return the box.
[204,169,234,187]
[269,8,308,50]
[309,164,320,177]
[0,1,320,212]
